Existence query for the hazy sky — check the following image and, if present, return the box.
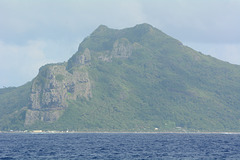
[1,0,240,87]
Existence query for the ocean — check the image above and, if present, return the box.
[0,133,240,159]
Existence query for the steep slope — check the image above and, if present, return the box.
[0,83,31,130]
[1,23,240,132]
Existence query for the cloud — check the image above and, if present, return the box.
[0,0,146,43]
[0,40,51,86]
[141,0,240,43]
[185,42,240,65]
[207,44,240,65]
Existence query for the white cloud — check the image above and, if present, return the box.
[0,39,80,87]
[0,40,51,87]
[185,42,240,65]
[0,0,146,42]
[207,44,240,65]
[141,0,240,43]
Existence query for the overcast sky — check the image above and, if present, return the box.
[1,0,240,87]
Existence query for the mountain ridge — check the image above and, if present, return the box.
[1,23,240,132]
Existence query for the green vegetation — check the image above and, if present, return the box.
[0,82,31,130]
[1,23,240,132]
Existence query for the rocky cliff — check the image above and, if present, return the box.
[25,49,92,126]
[24,36,136,126]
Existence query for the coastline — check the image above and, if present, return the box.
[1,130,240,134]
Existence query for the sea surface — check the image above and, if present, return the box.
[0,133,240,159]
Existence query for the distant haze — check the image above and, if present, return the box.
[0,0,240,87]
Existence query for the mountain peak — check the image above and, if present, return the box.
[94,23,154,32]
[96,24,109,31]
[91,24,113,36]
[134,23,154,29]
[77,23,179,53]
[92,23,155,37]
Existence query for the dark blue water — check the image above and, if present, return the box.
[0,133,240,159]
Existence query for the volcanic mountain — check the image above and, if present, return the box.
[1,23,240,132]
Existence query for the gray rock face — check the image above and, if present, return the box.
[112,38,133,58]
[70,48,91,66]
[97,38,134,62]
[25,51,92,126]
[25,37,135,126]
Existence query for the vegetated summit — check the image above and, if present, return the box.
[1,23,240,132]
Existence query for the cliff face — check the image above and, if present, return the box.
[25,49,92,126]
[112,38,133,58]
[24,37,135,126]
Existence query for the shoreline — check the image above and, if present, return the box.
[1,131,240,134]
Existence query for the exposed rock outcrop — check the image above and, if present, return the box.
[97,38,133,62]
[112,38,133,58]
[25,37,135,126]
[25,51,92,126]
[67,48,91,71]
